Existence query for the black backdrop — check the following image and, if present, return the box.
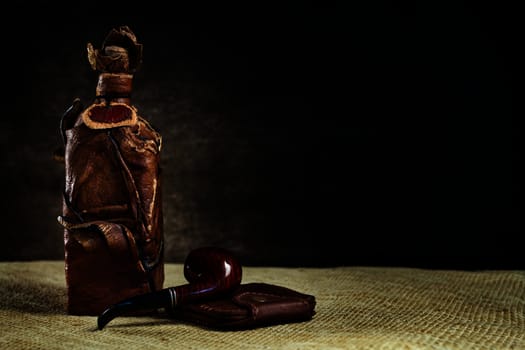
[1,2,521,268]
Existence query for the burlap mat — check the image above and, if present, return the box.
[0,261,523,349]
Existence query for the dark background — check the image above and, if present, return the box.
[1,2,521,268]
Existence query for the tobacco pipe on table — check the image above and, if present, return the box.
[97,247,242,330]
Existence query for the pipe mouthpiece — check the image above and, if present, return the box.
[97,289,169,330]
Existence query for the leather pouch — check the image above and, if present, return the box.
[171,283,316,330]
[59,103,164,316]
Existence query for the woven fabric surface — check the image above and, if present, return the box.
[0,261,524,350]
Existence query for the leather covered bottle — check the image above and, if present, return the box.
[57,26,164,315]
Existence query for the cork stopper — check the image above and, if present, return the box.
[87,26,143,74]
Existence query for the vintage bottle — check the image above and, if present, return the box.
[57,26,164,315]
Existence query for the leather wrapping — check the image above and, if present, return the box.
[171,283,316,330]
[59,100,164,315]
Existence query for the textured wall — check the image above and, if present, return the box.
[1,3,521,268]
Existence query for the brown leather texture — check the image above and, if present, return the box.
[59,101,164,316]
[171,283,316,330]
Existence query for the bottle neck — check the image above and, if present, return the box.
[95,73,133,105]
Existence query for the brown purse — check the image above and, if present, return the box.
[171,283,316,330]
[57,26,164,315]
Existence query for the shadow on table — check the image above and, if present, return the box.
[92,317,175,331]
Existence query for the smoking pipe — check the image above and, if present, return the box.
[97,247,242,330]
